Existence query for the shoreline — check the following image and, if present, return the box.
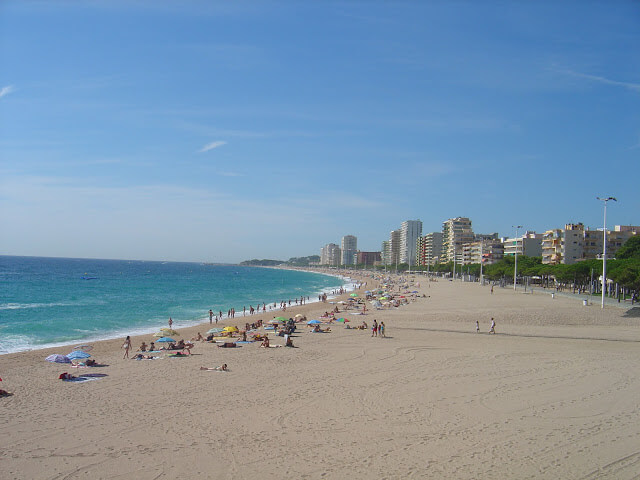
[1,265,353,356]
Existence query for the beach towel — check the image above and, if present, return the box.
[62,376,98,383]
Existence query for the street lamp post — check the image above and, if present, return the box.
[597,196,617,309]
[512,225,523,291]
[480,237,484,285]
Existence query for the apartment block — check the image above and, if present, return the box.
[356,251,382,265]
[463,239,504,265]
[541,224,584,265]
[341,235,358,265]
[416,232,443,266]
[320,243,341,266]
[503,232,543,257]
[583,225,639,260]
[400,220,423,265]
[442,217,474,263]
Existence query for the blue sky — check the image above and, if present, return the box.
[1,1,638,263]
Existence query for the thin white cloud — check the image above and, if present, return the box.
[559,68,640,92]
[0,85,15,99]
[198,140,227,153]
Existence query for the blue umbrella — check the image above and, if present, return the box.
[156,337,175,343]
[45,354,71,363]
[307,319,322,325]
[67,350,91,360]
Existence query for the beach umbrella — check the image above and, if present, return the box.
[45,354,71,364]
[274,316,288,322]
[223,326,238,333]
[207,328,223,334]
[349,293,358,297]
[67,350,91,360]
[156,337,175,343]
[335,318,349,323]
[379,297,388,301]
[294,314,304,319]
[307,319,322,325]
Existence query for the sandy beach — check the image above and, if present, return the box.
[2,274,640,479]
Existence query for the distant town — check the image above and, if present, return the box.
[242,217,640,299]
[316,218,640,268]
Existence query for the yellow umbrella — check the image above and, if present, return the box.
[223,326,238,333]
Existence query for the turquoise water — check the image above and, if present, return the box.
[0,256,346,354]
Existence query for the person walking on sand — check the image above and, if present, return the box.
[379,321,385,337]
[489,318,496,334]
[476,320,480,333]
[122,336,132,359]
[209,310,213,324]
[372,319,378,337]
[168,317,173,330]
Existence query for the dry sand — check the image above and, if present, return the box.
[2,275,640,479]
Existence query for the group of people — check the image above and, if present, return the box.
[476,318,496,334]
[123,335,194,360]
[371,319,386,337]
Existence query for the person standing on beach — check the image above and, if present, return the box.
[372,319,378,337]
[379,322,385,337]
[489,318,496,334]
[209,310,213,324]
[476,320,480,333]
[122,336,132,359]
[168,317,173,330]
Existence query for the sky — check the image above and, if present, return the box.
[1,1,638,263]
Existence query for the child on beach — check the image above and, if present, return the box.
[489,318,496,334]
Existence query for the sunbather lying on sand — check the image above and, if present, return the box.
[312,325,331,333]
[132,353,158,360]
[200,364,228,371]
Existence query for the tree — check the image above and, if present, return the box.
[616,236,640,260]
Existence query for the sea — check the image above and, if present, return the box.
[0,256,348,355]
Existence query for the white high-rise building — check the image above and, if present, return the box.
[341,235,358,265]
[320,243,341,266]
[442,217,474,263]
[381,240,391,266]
[400,220,422,266]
